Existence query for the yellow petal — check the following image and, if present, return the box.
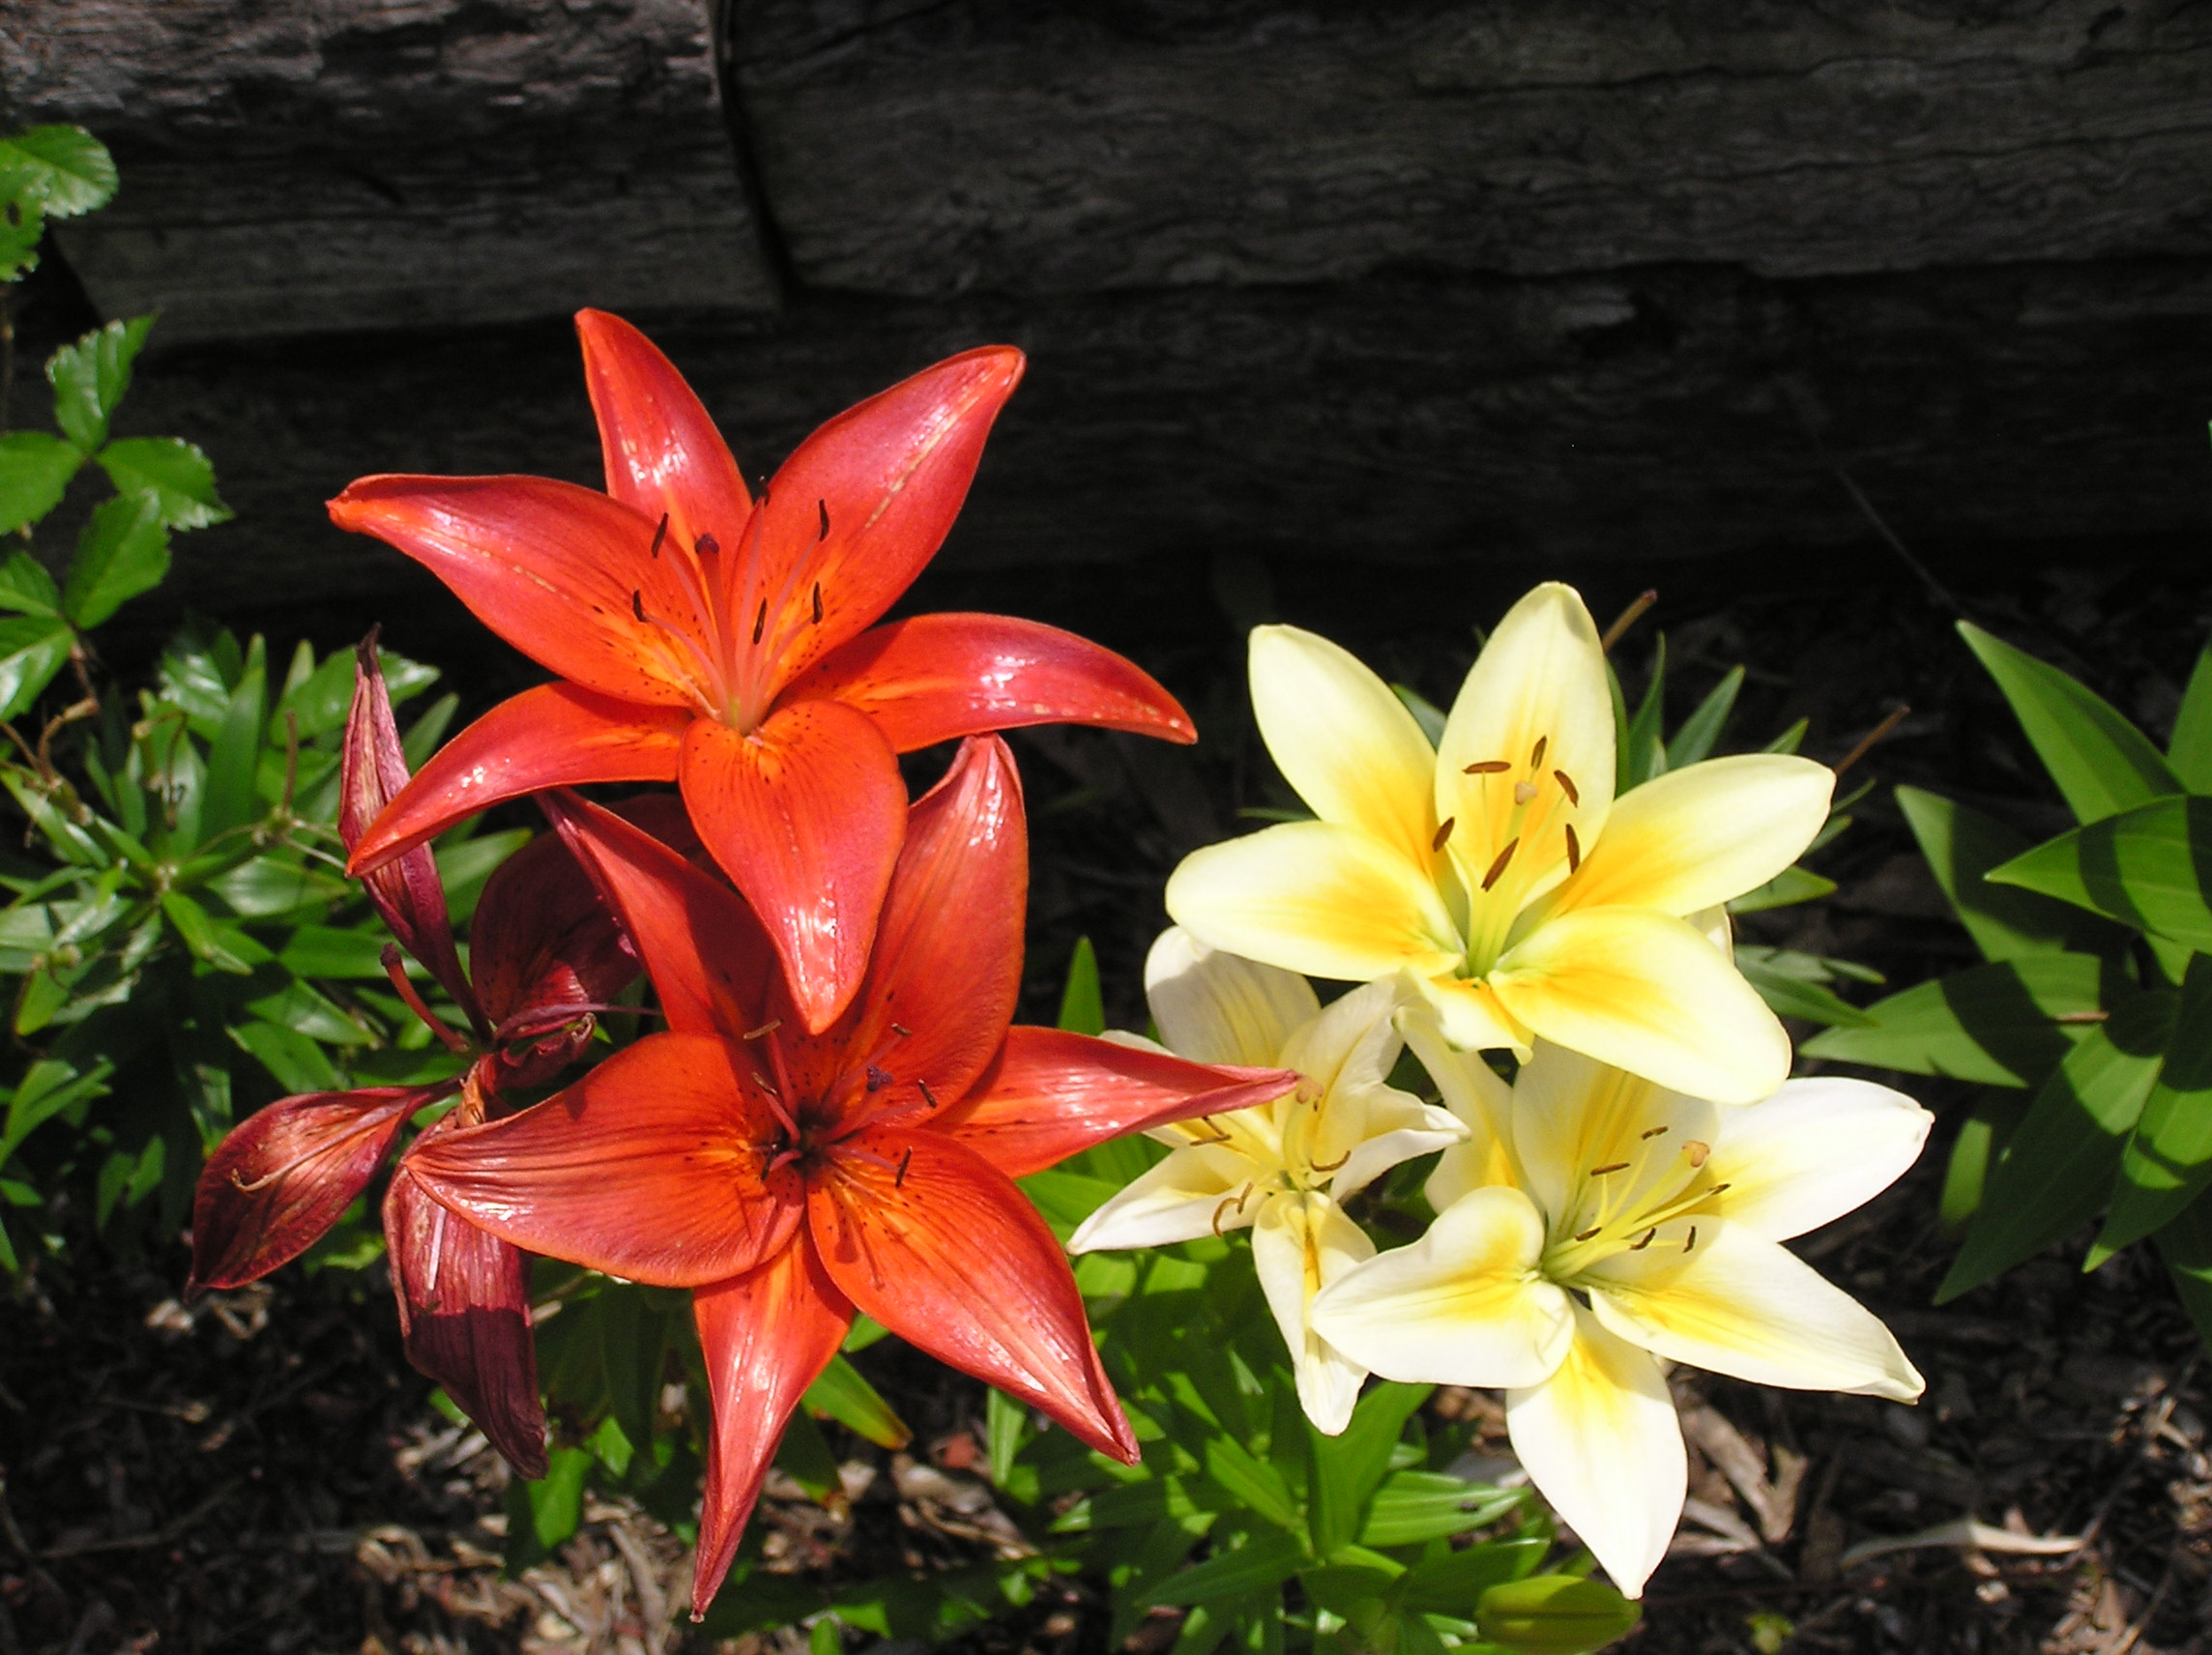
[1400,1000,1522,1209]
[1585,1217,1925,1400]
[1503,1306,1684,1600]
[1167,823,1462,985]
[1066,1145,1261,1252]
[1251,1191,1376,1436]
[1143,926,1321,1069]
[1250,624,1441,870]
[1412,972,1533,1057]
[1489,907,1789,1105]
[1508,1043,1719,1228]
[1309,1184,1572,1389]
[1436,583,1614,900]
[1704,1077,1932,1242]
[1545,753,1833,919]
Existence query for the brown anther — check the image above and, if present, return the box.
[1572,1225,1602,1242]
[752,1071,778,1095]
[1211,1195,1239,1237]
[1683,1225,1699,1253]
[1682,1140,1711,1168]
[1553,769,1580,806]
[1513,780,1538,805]
[818,499,830,541]
[1235,1182,1256,1212]
[811,582,824,624]
[890,1023,912,1037]
[630,590,646,622]
[1705,1182,1732,1196]
[649,513,668,559]
[752,598,768,645]
[895,1147,913,1188]
[742,1019,782,1040]
[917,1079,940,1110]
[1589,1162,1630,1176]
[1529,735,1549,771]
[1309,1150,1351,1174]
[696,533,720,559]
[1629,1227,1658,1251]
[1464,760,1511,775]
[1189,1118,1233,1145]
[1642,1125,1670,1140]
[1480,837,1519,891]
[1564,823,1582,873]
[1432,816,1456,852]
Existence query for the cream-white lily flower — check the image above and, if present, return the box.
[1309,1037,1929,1598]
[1068,929,1465,1433]
[1163,584,1833,1103]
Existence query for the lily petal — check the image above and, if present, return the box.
[1704,1077,1931,1242]
[934,1026,1299,1178]
[1251,1190,1376,1437]
[690,1240,854,1617]
[742,347,1026,691]
[1249,625,1439,870]
[405,1034,804,1289]
[328,475,710,708]
[807,1125,1136,1461]
[1585,1217,1925,1400]
[790,613,1195,751]
[1167,822,1463,986]
[1065,1144,1261,1253]
[189,1087,439,1292]
[348,683,685,876]
[1546,754,1833,920]
[680,701,906,1033]
[1489,908,1790,1105]
[1400,1001,1521,1209]
[1504,1307,1684,1600]
[1143,926,1320,1070]
[575,309,751,554]
[1309,1184,1573,1390]
[1412,973,1534,1057]
[1508,1044,1718,1234]
[1279,977,1451,1199]
[386,1139,547,1480]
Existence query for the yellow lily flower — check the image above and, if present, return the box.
[1068,929,1464,1434]
[1163,582,1833,1103]
[1309,1031,1928,1597]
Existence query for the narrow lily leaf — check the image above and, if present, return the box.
[64,491,169,629]
[279,924,395,979]
[1476,1575,1641,1654]
[47,316,154,453]
[0,549,60,618]
[1137,1527,1306,1609]
[2,1059,112,1163]
[1203,1434,1304,1535]
[98,437,233,530]
[2169,639,2212,794]
[1058,935,1105,1036]
[2096,954,2212,1258]
[1617,635,1666,792]
[1896,785,2122,962]
[1800,953,2108,1085]
[231,1019,343,1093]
[2152,1188,2212,1352]
[1358,1471,1521,1548]
[1988,796,2212,952]
[1937,985,2175,1300]
[1762,717,1809,756]
[0,126,118,217]
[1959,622,2178,823]
[0,431,82,534]
[1666,664,1744,769]
[1309,1379,1431,1556]
[1393,683,1448,748]
[1400,1537,1548,1611]
[985,1385,1028,1489]
[1938,1090,2021,1234]
[1732,946,1873,1029]
[801,1352,911,1450]
[0,615,75,719]
[1726,865,1836,915]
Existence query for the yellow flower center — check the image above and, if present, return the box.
[1453,732,1586,974]
[1538,1124,1726,1282]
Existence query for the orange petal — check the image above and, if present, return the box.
[805,1126,1136,1462]
[348,683,685,876]
[386,1134,547,1480]
[789,613,1195,751]
[575,309,752,556]
[189,1087,440,1292]
[934,1027,1300,1177]
[689,1240,854,1617]
[736,348,1026,693]
[329,474,717,708]
[404,1034,803,1288]
[680,703,906,1033]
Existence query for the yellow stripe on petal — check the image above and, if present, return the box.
[1413,973,1532,1058]
[1309,1184,1571,1389]
[1252,1191,1376,1437]
[1167,822,1462,985]
[1489,907,1789,1105]
[1250,624,1441,870]
[1585,1217,1925,1400]
[1504,1306,1684,1601]
[1547,753,1833,919]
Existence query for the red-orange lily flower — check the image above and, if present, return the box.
[405,737,1297,1614]
[335,311,1195,1034]
[189,644,657,1477]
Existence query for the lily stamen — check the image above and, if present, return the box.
[1564,823,1582,873]
[1553,769,1579,806]
[1432,816,1456,851]
[1480,838,1519,891]
[1529,735,1548,771]
[649,513,668,558]
[817,499,830,540]
[1589,1162,1630,1176]
[742,1019,782,1040]
[1464,760,1510,775]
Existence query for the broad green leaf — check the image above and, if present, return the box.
[1800,953,2108,1086]
[1204,1434,1305,1535]
[1137,1526,1306,1609]
[1666,664,1744,769]
[47,316,155,452]
[1357,1471,1519,1549]
[1476,1575,1642,1654]
[1937,986,2175,1298]
[507,1443,591,1568]
[1726,864,1836,915]
[434,828,532,926]
[0,127,118,218]
[278,924,393,979]
[802,1353,911,1450]
[1392,683,1447,748]
[0,614,74,719]
[243,978,376,1046]
[97,437,232,530]
[1401,1537,1548,1613]
[199,635,267,843]
[2169,639,2212,794]
[0,550,60,618]
[207,855,348,919]
[230,1018,342,1092]
[1896,786,2121,962]
[63,491,169,628]
[0,430,83,533]
[0,192,44,282]
[1988,796,2212,952]
[1059,935,1106,1035]
[1733,945,1873,1029]
[2096,955,2212,1258]
[2152,1188,2212,1352]
[1959,622,2178,824]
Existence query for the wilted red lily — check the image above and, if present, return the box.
[189,644,654,1477]
[405,737,1297,1614]
[335,311,1195,1033]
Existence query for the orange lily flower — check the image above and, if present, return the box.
[335,311,1195,1033]
[404,738,1297,1614]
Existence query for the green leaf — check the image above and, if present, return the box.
[199,635,267,843]
[1666,664,1743,769]
[1732,945,1873,1029]
[1400,1538,1548,1614]
[1937,985,2175,1298]
[1137,1526,1305,1609]
[985,1385,1028,1491]
[1959,622,2179,824]
[1762,717,1808,757]
[97,437,232,531]
[1726,864,1836,915]
[1896,786,2122,963]
[0,550,61,618]
[1799,953,2109,1086]
[1392,683,1447,748]
[2,1058,111,1162]
[278,924,393,979]
[400,691,458,769]
[0,430,84,534]
[1987,795,2212,952]
[1357,1471,1519,1549]
[0,127,118,218]
[2096,954,2212,1258]
[773,1407,844,1506]
[1059,935,1106,1035]
[506,1444,592,1569]
[0,191,44,283]
[1204,1435,1305,1536]
[160,890,259,974]
[0,614,75,719]
[2152,1188,2212,1353]
[243,978,376,1046]
[47,316,155,453]
[230,1018,343,1092]
[2170,638,2212,795]
[206,855,348,920]
[63,491,169,628]
[1476,1575,1642,1655]
[1309,1379,1431,1555]
[1617,635,1666,792]
[802,1354,911,1451]
[434,828,532,926]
